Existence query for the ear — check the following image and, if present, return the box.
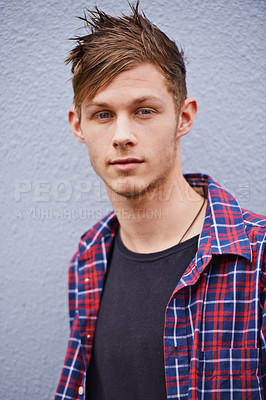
[68,107,85,143]
[177,97,197,138]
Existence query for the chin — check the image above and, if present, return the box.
[106,177,164,200]
[110,185,147,199]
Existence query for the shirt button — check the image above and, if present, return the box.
[85,278,89,282]
[87,334,91,339]
[78,386,84,395]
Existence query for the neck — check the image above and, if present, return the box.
[107,174,206,253]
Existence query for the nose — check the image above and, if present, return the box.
[112,115,137,148]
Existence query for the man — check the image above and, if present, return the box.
[55,2,266,399]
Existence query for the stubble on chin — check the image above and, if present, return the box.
[104,176,166,201]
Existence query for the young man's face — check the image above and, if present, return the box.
[70,62,193,200]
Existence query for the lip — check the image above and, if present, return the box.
[109,157,144,172]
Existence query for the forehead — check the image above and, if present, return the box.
[85,62,171,105]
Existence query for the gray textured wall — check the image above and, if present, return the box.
[1,0,265,399]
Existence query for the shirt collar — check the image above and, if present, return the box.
[185,173,252,262]
[80,173,252,263]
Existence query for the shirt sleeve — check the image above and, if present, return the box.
[259,230,266,397]
[54,252,86,400]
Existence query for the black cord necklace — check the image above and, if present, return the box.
[178,197,206,244]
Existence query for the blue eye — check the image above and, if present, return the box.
[98,112,111,119]
[139,109,151,115]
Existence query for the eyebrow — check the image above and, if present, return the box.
[132,96,163,105]
[85,96,163,109]
[85,102,109,109]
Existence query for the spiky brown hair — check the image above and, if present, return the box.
[66,1,187,116]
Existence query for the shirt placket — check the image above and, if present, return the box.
[164,288,189,399]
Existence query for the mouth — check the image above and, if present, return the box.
[109,157,144,172]
[110,158,143,164]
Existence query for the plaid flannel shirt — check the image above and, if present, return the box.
[55,174,266,400]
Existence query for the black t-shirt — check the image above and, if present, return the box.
[86,230,199,400]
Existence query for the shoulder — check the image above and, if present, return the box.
[242,208,266,237]
[68,211,118,277]
[241,209,266,268]
[76,211,118,256]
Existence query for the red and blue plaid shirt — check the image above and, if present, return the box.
[55,174,266,400]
